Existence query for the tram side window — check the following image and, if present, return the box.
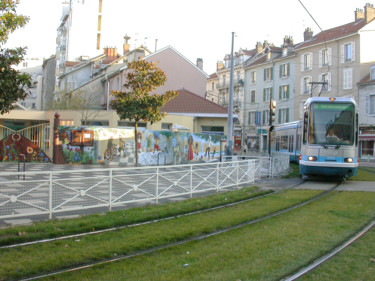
[303,112,308,144]
[281,136,288,150]
[289,135,294,152]
[276,136,280,151]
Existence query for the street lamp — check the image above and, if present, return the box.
[226,32,235,156]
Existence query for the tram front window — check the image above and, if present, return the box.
[309,103,354,146]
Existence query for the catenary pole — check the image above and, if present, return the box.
[226,32,235,156]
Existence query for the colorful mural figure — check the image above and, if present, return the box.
[0,133,51,163]
[57,126,225,166]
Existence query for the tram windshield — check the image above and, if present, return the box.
[309,102,354,146]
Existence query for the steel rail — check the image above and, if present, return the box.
[282,219,375,281]
[17,180,340,281]
[1,179,305,250]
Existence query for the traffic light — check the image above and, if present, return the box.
[269,99,276,127]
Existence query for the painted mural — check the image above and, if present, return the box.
[0,133,51,163]
[57,126,225,166]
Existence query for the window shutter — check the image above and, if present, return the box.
[278,109,281,123]
[279,65,282,78]
[366,96,369,114]
[309,52,313,70]
[287,63,290,77]
[319,50,322,68]
[279,86,282,100]
[263,88,266,101]
[270,88,273,100]
[301,55,304,71]
[351,42,355,61]
[264,69,266,81]
[286,108,289,122]
[328,48,332,66]
[286,85,290,99]
[271,67,273,80]
[341,44,345,63]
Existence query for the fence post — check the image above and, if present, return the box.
[216,162,219,193]
[156,167,159,204]
[109,169,113,211]
[236,161,239,189]
[49,172,53,219]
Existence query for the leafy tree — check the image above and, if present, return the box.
[111,59,178,166]
[0,0,32,114]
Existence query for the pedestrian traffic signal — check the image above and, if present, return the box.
[269,99,276,127]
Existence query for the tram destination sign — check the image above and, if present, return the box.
[315,103,352,111]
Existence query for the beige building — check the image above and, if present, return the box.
[293,3,375,120]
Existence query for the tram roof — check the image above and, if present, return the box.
[304,97,356,106]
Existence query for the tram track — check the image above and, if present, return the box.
[282,219,375,281]
[1,179,306,250]
[13,180,343,281]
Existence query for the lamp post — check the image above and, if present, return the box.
[226,32,235,156]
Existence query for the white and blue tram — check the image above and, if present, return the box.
[272,97,358,178]
[300,97,358,177]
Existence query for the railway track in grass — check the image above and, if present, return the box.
[282,219,375,281]
[9,180,345,281]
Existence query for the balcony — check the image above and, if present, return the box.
[216,79,244,89]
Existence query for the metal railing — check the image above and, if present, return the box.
[0,155,289,220]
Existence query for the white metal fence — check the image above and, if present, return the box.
[0,155,289,220]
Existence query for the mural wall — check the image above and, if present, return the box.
[0,133,51,163]
[58,126,226,166]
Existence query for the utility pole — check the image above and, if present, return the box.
[226,32,235,156]
[268,99,276,155]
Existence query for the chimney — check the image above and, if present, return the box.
[365,3,375,23]
[262,40,269,49]
[196,58,203,70]
[104,47,117,60]
[283,36,293,46]
[123,34,131,55]
[256,42,262,53]
[216,61,224,70]
[304,27,313,41]
[355,8,365,21]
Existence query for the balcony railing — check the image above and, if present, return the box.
[216,79,244,89]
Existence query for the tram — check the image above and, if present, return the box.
[299,97,358,178]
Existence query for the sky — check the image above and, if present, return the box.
[4,0,365,74]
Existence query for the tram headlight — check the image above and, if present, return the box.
[308,156,317,161]
[344,157,353,163]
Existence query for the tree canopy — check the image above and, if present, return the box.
[0,0,32,114]
[111,59,178,165]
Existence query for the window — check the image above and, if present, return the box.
[211,82,215,91]
[251,90,256,103]
[279,85,289,100]
[301,52,312,71]
[263,87,273,101]
[319,48,331,67]
[343,68,353,90]
[251,71,256,83]
[299,100,306,119]
[161,123,172,131]
[82,120,109,127]
[371,66,375,80]
[201,126,224,135]
[342,42,355,63]
[222,75,226,86]
[264,67,273,81]
[262,110,269,125]
[279,63,290,78]
[278,108,289,124]
[367,95,375,115]
[319,72,331,92]
[118,121,147,128]
[301,76,312,95]
[248,111,256,125]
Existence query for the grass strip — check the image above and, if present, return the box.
[0,186,269,246]
[350,167,375,181]
[0,189,321,280]
[300,224,375,280]
[40,191,375,281]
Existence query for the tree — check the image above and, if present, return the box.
[0,0,32,114]
[111,59,178,166]
[50,89,106,125]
